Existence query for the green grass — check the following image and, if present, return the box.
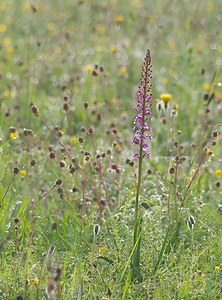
[0,0,222,299]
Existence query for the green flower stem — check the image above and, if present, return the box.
[132,145,144,283]
[135,147,143,223]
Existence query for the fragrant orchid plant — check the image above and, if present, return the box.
[131,49,152,282]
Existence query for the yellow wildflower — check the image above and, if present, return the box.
[131,0,141,8]
[95,24,105,33]
[9,131,19,140]
[22,2,30,10]
[215,91,222,99]
[172,103,179,110]
[95,45,103,53]
[6,46,14,53]
[70,137,78,144]
[184,176,190,182]
[205,147,211,154]
[161,78,168,84]
[3,90,10,97]
[33,277,39,285]
[111,97,118,106]
[115,15,124,24]
[193,270,205,279]
[149,15,157,24]
[215,266,220,271]
[168,41,176,49]
[0,3,7,11]
[21,170,27,177]
[203,83,210,92]
[47,22,57,35]
[54,47,61,54]
[3,37,12,46]
[85,64,93,74]
[160,93,172,103]
[110,44,118,53]
[215,170,222,177]
[4,17,12,25]
[98,247,107,253]
[119,66,127,74]
[27,279,31,286]
[114,143,122,153]
[27,277,39,286]
[207,3,213,13]
[0,24,7,33]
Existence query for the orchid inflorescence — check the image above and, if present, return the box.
[132,49,153,159]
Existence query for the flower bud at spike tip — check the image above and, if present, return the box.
[132,49,152,159]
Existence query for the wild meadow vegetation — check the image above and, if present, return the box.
[0,1,222,299]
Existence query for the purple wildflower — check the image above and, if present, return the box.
[142,143,150,151]
[132,49,152,159]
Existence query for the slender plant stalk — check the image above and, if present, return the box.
[131,49,153,282]
[179,132,216,210]
[18,184,57,224]
[135,156,143,222]
[0,179,61,249]
[0,175,15,207]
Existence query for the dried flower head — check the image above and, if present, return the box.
[132,49,152,159]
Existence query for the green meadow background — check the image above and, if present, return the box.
[0,0,222,299]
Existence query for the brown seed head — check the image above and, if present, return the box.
[49,151,56,159]
[31,105,39,117]
[13,166,19,175]
[216,182,220,188]
[59,160,65,168]
[51,222,57,230]
[9,127,16,133]
[57,130,63,137]
[88,127,94,135]
[78,137,84,143]
[212,130,218,138]
[63,103,69,111]
[129,161,134,167]
[72,187,79,193]
[92,70,98,76]
[30,159,36,166]
[169,167,175,174]
[14,217,20,224]
[55,178,63,186]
